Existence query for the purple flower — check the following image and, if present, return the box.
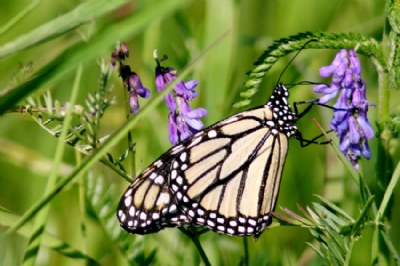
[168,113,179,145]
[111,42,129,67]
[126,72,150,114]
[111,43,150,114]
[174,80,199,100]
[314,49,374,170]
[155,55,207,144]
[177,98,207,130]
[155,66,176,92]
[165,98,207,145]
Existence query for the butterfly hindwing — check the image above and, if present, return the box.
[117,155,190,234]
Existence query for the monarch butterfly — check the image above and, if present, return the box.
[117,83,306,237]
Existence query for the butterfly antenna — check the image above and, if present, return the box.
[276,39,318,86]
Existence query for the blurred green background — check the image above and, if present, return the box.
[0,0,398,265]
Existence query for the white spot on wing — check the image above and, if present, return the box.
[169,204,177,213]
[149,172,157,180]
[188,136,202,147]
[180,152,187,162]
[124,196,132,207]
[171,145,184,154]
[124,188,132,197]
[154,160,163,168]
[248,219,257,226]
[129,206,135,216]
[208,130,217,138]
[176,192,183,200]
[171,170,177,179]
[140,212,147,220]
[207,220,215,227]
[229,220,237,227]
[154,175,164,185]
[176,176,183,185]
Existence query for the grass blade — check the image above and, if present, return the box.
[0,0,128,57]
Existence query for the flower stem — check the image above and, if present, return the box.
[179,228,211,266]
[242,237,249,266]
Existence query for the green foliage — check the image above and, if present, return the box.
[0,0,399,265]
[277,195,375,266]
[86,174,156,265]
[25,63,111,153]
[0,206,101,265]
[234,32,382,108]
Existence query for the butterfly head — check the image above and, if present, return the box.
[266,83,297,137]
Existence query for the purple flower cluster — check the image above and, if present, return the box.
[313,49,374,170]
[155,57,207,145]
[111,44,207,144]
[111,43,150,114]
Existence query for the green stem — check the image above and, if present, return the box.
[380,229,400,264]
[344,238,355,266]
[180,228,211,266]
[242,237,249,266]
[76,151,89,264]
[377,161,400,221]
[22,66,82,265]
[0,0,42,35]
[191,234,211,266]
[121,83,136,179]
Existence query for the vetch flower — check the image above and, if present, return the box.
[154,52,207,145]
[177,98,207,131]
[314,49,374,170]
[168,113,179,145]
[126,72,150,114]
[111,43,150,114]
[111,42,129,67]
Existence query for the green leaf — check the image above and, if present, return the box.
[0,0,189,115]
[351,195,375,235]
[306,242,327,263]
[0,0,129,57]
[0,206,100,265]
[314,195,354,222]
[321,232,344,264]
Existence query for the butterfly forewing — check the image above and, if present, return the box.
[169,107,290,236]
[117,84,298,237]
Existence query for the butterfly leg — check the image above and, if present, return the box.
[294,130,332,147]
